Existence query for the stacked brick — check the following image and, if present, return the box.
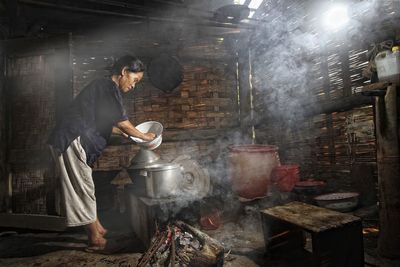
[71,33,239,171]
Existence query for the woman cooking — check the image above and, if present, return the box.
[48,55,155,251]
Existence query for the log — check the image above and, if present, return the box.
[375,85,400,258]
[175,221,224,267]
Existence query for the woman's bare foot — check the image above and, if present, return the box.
[86,222,107,249]
[96,218,108,236]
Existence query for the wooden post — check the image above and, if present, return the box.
[375,85,400,258]
[237,45,253,141]
[0,51,8,212]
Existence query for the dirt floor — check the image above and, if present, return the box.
[1,203,400,267]
[0,209,263,267]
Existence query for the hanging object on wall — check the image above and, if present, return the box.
[147,53,183,93]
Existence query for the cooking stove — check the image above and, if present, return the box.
[126,147,210,246]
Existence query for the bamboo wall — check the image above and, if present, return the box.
[6,54,57,214]
[251,0,399,191]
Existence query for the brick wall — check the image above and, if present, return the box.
[70,31,239,173]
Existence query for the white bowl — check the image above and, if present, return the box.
[130,121,163,150]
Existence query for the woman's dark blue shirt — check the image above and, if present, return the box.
[48,77,128,166]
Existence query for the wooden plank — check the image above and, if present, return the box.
[0,213,66,231]
[260,202,361,233]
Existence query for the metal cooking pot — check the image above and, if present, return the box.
[128,163,184,198]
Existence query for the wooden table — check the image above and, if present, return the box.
[260,201,364,267]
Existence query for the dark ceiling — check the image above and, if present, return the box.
[0,0,257,38]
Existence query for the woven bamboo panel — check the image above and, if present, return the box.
[11,168,48,214]
[251,0,391,190]
[7,55,56,150]
[6,54,56,214]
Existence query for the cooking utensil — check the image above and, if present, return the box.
[130,121,163,150]
[293,179,326,195]
[173,155,210,198]
[314,192,360,212]
[128,162,184,198]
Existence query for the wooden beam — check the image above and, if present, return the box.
[375,85,400,258]
[302,94,374,117]
[360,82,390,96]
[0,213,66,231]
[0,48,7,212]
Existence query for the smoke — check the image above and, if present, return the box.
[249,0,387,128]
[250,1,314,125]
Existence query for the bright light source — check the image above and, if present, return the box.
[323,4,349,30]
[234,0,246,4]
[248,11,255,18]
[248,0,263,9]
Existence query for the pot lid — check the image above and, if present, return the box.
[143,162,181,171]
[130,148,160,168]
[173,155,210,198]
[295,179,326,187]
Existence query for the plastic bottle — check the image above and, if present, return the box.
[375,46,400,84]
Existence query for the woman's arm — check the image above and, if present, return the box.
[112,126,128,138]
[116,120,155,141]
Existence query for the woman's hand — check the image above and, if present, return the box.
[141,132,156,141]
[117,120,156,141]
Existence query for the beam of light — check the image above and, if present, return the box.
[323,4,350,31]
[249,0,263,10]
